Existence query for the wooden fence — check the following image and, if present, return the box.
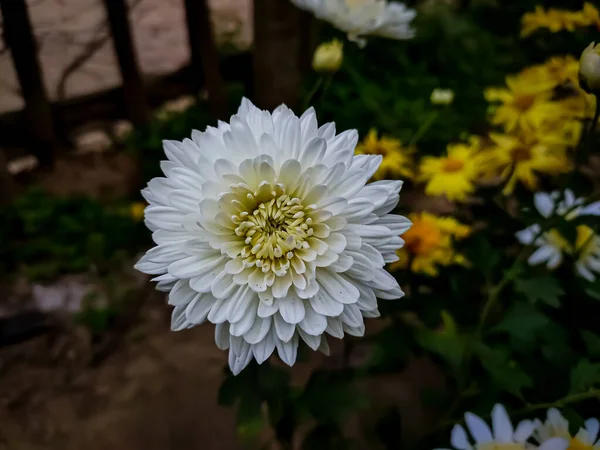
[0,0,227,165]
[0,0,315,204]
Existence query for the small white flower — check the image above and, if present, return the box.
[516,190,600,276]
[436,404,567,450]
[534,408,600,450]
[431,88,455,106]
[135,98,411,374]
[291,0,416,47]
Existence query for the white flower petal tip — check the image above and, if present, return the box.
[291,0,416,45]
[448,404,538,450]
[135,98,409,375]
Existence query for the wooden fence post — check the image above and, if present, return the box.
[102,0,150,126]
[0,0,58,166]
[253,0,304,110]
[183,0,227,119]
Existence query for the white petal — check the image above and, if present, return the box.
[539,437,569,450]
[171,304,188,331]
[168,279,198,306]
[274,312,296,342]
[528,245,556,266]
[451,425,471,450]
[243,316,272,344]
[309,290,344,317]
[185,293,213,323]
[491,404,513,442]
[299,304,328,336]
[317,269,360,304]
[534,192,555,218]
[298,329,321,350]
[208,296,231,323]
[215,323,231,350]
[278,295,306,324]
[325,317,344,338]
[514,420,535,443]
[465,412,493,443]
[253,331,276,364]
[340,304,364,328]
[586,419,600,444]
[229,337,253,375]
[230,298,258,336]
[275,333,299,366]
[227,285,256,323]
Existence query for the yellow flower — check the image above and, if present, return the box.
[130,202,146,221]
[538,118,583,148]
[572,2,600,28]
[312,39,343,73]
[521,6,557,37]
[389,212,471,276]
[520,56,580,90]
[559,91,597,119]
[418,142,481,202]
[485,76,561,132]
[521,3,600,37]
[355,129,415,180]
[489,131,572,195]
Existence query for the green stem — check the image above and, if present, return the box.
[514,389,600,416]
[303,76,323,111]
[409,111,439,147]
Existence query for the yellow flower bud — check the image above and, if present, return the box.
[430,88,455,106]
[312,39,343,73]
[130,202,146,222]
[579,42,600,94]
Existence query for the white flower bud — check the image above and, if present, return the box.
[579,42,600,94]
[430,88,455,106]
[312,39,343,74]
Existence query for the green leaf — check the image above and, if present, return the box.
[490,302,551,347]
[581,330,600,359]
[302,371,367,423]
[569,359,600,394]
[465,234,500,276]
[514,276,564,308]
[474,343,532,399]
[416,327,467,375]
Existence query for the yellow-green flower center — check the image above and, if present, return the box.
[232,188,315,277]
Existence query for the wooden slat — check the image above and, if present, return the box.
[0,0,58,166]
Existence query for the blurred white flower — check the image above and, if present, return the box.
[135,98,410,374]
[534,408,600,450]
[430,88,455,106]
[436,404,568,450]
[291,0,416,47]
[516,189,600,279]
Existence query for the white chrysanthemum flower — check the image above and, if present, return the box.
[516,190,600,279]
[534,408,600,450]
[135,98,411,374]
[436,404,568,450]
[291,0,416,47]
